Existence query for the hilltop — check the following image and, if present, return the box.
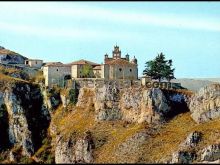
[0,46,27,64]
[0,47,220,164]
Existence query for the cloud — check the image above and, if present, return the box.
[0,1,220,39]
[0,22,136,40]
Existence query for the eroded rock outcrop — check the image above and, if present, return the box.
[120,87,171,123]
[0,47,27,64]
[0,82,50,157]
[55,131,94,164]
[93,82,188,124]
[170,131,202,164]
[201,144,220,162]
[189,84,220,123]
[170,151,197,164]
[179,131,202,149]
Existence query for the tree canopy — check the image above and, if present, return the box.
[143,53,175,82]
[81,64,94,78]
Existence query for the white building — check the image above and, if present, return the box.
[25,59,43,68]
[43,62,71,87]
[43,45,138,87]
[69,59,100,78]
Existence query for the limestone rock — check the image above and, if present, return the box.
[170,131,202,163]
[201,144,220,162]
[120,87,171,124]
[94,84,122,121]
[180,131,202,149]
[55,132,94,164]
[189,84,220,123]
[170,151,196,164]
[0,82,50,158]
[60,94,70,108]
[3,89,35,157]
[78,82,173,123]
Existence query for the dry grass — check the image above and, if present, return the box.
[0,73,30,91]
[138,112,220,163]
[93,121,146,163]
[52,87,220,164]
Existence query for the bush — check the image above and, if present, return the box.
[69,88,79,105]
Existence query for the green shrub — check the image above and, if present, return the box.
[69,88,78,105]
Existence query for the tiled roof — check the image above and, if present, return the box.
[93,65,101,70]
[26,59,43,61]
[68,59,100,66]
[44,62,71,67]
[106,58,136,66]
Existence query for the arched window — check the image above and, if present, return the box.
[130,69,132,72]
[119,68,122,72]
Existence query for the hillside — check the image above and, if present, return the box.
[171,78,219,92]
[0,46,27,64]
[0,65,220,164]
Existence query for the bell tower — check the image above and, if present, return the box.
[112,45,121,59]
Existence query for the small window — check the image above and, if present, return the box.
[119,68,122,72]
[57,69,59,71]
[130,69,132,72]
[36,61,37,64]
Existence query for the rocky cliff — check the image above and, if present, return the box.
[189,83,220,123]
[51,83,192,164]
[1,68,220,164]
[0,75,50,163]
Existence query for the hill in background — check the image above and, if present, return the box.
[171,78,220,92]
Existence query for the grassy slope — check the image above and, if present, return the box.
[139,112,220,163]
[53,103,220,163]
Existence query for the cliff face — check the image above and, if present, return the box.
[189,84,220,123]
[52,84,191,164]
[55,131,94,164]
[1,70,220,164]
[0,79,50,160]
[80,84,190,124]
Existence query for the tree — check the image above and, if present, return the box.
[143,53,175,82]
[81,64,94,78]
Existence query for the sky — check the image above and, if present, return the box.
[0,2,220,78]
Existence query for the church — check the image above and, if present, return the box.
[100,45,138,80]
[70,45,138,80]
[43,45,138,87]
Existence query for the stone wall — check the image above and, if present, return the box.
[73,79,134,90]
[25,60,43,68]
[109,65,137,80]
[44,66,71,87]
[72,78,179,90]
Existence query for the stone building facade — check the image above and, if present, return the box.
[70,59,101,78]
[101,45,138,80]
[43,62,71,87]
[43,45,138,87]
[25,59,43,68]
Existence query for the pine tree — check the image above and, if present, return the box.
[143,53,175,82]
